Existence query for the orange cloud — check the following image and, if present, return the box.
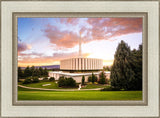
[43,18,142,48]
[87,18,142,40]
[43,24,79,48]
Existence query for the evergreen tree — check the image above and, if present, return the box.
[39,67,44,76]
[32,68,40,77]
[24,66,32,77]
[103,66,111,71]
[129,45,142,90]
[18,67,23,81]
[91,73,97,83]
[110,40,135,90]
[98,71,106,84]
[82,75,85,85]
[43,68,48,76]
[30,66,35,76]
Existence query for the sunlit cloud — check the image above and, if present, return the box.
[18,18,142,67]
[18,41,32,55]
[86,18,142,40]
[43,24,80,48]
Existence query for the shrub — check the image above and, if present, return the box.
[94,82,98,84]
[32,77,39,83]
[23,78,32,84]
[101,87,120,91]
[88,76,92,82]
[58,76,66,87]
[86,82,92,85]
[49,77,55,81]
[65,77,76,87]
[58,76,76,87]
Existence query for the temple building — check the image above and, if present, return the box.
[48,71,110,83]
[60,58,103,70]
[48,34,110,83]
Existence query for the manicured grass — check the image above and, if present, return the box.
[82,84,109,89]
[20,81,109,90]
[18,87,142,100]
[21,81,60,89]
[20,81,78,89]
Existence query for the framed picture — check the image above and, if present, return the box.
[1,0,159,118]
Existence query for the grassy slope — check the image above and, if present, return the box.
[82,84,109,89]
[20,82,107,89]
[21,81,60,89]
[18,87,142,100]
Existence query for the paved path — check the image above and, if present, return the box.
[18,85,102,91]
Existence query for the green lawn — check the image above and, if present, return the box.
[20,81,108,89]
[20,81,109,89]
[20,81,60,89]
[18,87,142,100]
[82,84,109,89]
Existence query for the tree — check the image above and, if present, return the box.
[32,68,40,77]
[128,45,142,90]
[110,40,135,90]
[103,66,111,71]
[43,68,48,76]
[18,67,23,81]
[39,67,44,76]
[82,75,85,85]
[49,77,55,81]
[30,66,35,76]
[98,71,106,84]
[24,66,32,77]
[91,73,97,83]
[88,73,97,83]
[91,73,95,83]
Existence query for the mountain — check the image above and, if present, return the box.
[20,65,60,70]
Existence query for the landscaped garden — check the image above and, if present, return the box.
[17,41,143,101]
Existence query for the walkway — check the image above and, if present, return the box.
[18,85,102,91]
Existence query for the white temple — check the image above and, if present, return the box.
[60,58,103,70]
[60,34,103,70]
[48,34,109,83]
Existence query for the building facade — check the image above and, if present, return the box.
[60,58,103,70]
[48,71,110,83]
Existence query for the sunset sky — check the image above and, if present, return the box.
[18,17,142,67]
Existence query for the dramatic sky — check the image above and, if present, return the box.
[18,17,142,67]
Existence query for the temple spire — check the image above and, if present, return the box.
[79,33,82,57]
